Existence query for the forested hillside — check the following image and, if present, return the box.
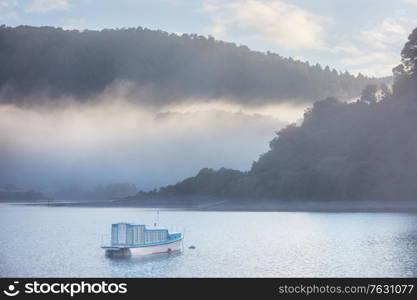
[152,28,417,202]
[0,25,379,106]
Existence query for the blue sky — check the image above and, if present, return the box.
[1,0,417,77]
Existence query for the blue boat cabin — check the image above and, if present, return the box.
[110,223,181,246]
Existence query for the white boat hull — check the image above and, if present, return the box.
[130,239,183,256]
[104,238,183,257]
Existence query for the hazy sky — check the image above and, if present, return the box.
[1,0,417,77]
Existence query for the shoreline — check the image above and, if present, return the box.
[14,198,417,213]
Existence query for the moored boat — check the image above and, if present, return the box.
[102,223,183,257]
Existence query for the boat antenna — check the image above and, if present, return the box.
[154,210,159,227]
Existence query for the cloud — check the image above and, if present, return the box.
[62,18,86,30]
[25,0,70,13]
[0,0,17,9]
[200,1,417,76]
[340,52,393,67]
[335,16,417,76]
[202,0,329,50]
[403,0,417,5]
[0,0,18,21]
[360,17,411,50]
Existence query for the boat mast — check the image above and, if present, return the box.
[154,210,159,227]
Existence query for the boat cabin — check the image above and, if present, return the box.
[110,223,181,246]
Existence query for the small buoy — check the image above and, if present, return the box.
[188,245,196,249]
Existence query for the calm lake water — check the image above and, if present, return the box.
[1,203,417,277]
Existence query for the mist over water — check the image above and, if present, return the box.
[0,96,295,191]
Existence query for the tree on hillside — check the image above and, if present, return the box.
[401,28,417,76]
[393,28,417,100]
[360,84,377,104]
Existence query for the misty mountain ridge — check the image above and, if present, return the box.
[0,25,383,108]
[131,27,417,203]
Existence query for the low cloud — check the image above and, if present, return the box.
[0,96,291,191]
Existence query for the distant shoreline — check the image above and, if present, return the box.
[13,197,417,213]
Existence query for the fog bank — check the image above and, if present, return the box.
[0,99,289,192]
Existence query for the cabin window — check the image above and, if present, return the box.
[134,227,143,244]
[146,232,151,243]
[117,224,127,244]
[111,225,118,244]
[127,227,134,244]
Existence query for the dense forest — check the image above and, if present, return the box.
[150,27,417,202]
[0,25,380,106]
